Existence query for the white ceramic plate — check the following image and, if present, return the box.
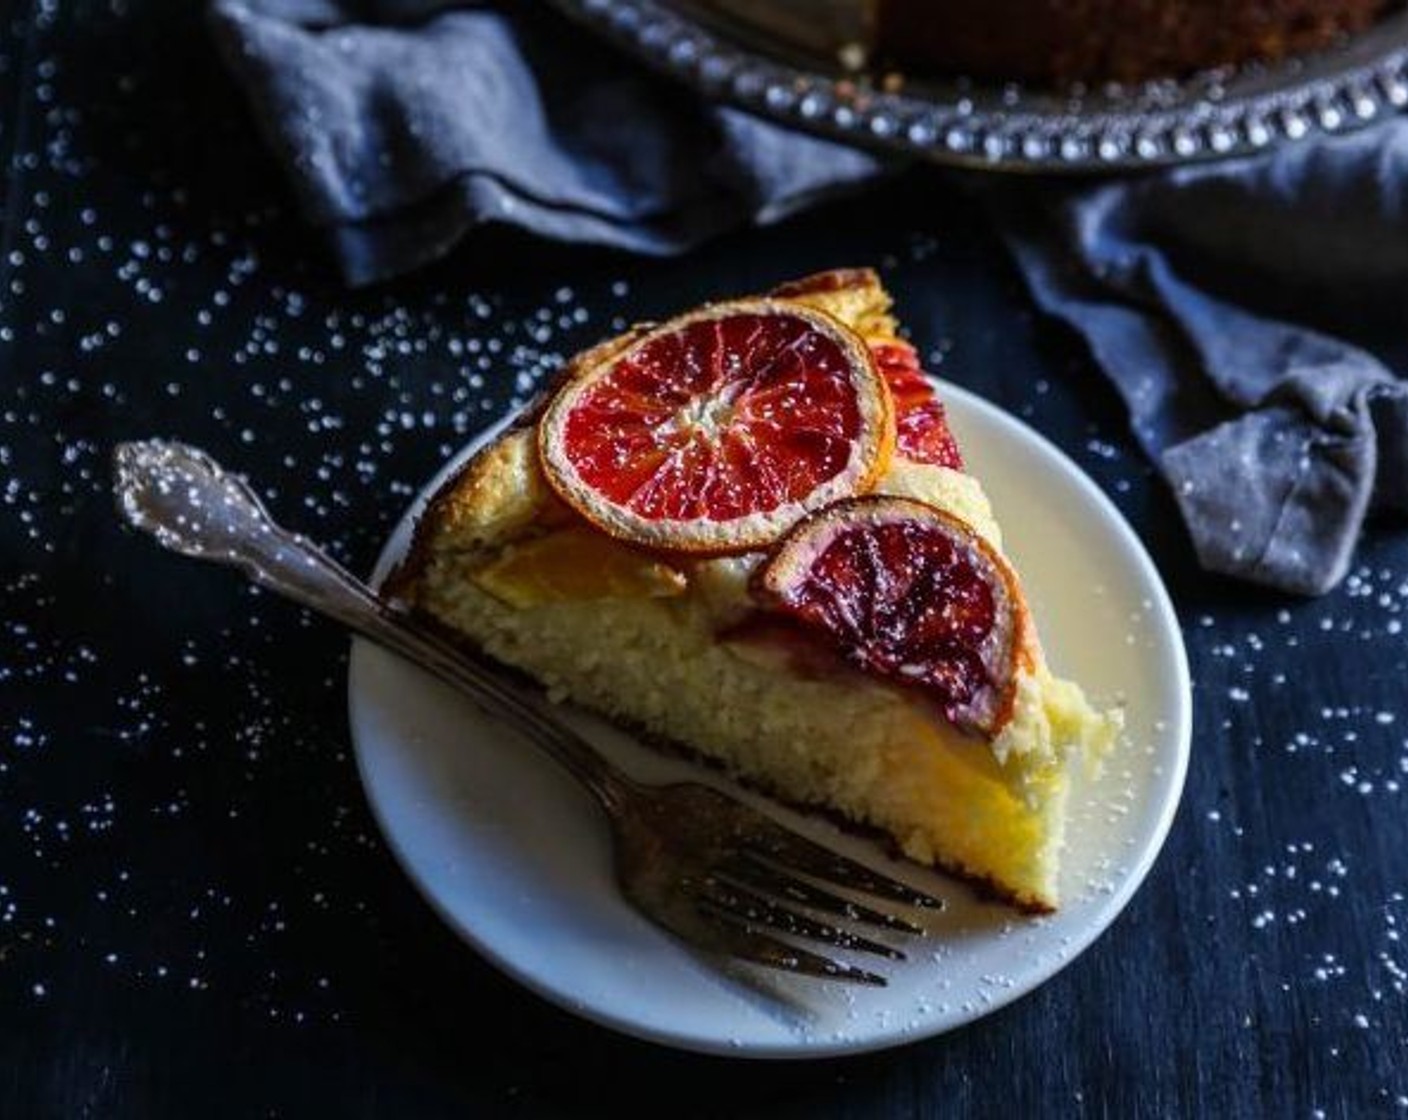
[347,380,1191,1058]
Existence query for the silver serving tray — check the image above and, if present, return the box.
[549,0,1408,171]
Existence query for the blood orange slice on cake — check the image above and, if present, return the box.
[870,341,963,470]
[755,495,1030,736]
[538,300,894,554]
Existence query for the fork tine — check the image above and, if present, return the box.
[744,825,946,910]
[698,879,904,960]
[722,852,924,934]
[697,909,888,986]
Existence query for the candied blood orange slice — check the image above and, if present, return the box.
[754,496,1028,736]
[538,300,894,554]
[870,340,963,470]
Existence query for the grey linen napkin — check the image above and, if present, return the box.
[987,126,1408,595]
[207,0,886,282]
[209,0,1408,595]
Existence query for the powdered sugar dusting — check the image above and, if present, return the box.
[0,4,1404,1107]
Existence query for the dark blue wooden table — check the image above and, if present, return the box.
[1,1,1405,1115]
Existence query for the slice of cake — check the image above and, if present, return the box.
[385,269,1120,912]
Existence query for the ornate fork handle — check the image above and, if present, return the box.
[112,439,630,807]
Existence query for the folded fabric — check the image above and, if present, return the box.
[985,125,1408,594]
[209,0,1408,595]
[208,0,889,284]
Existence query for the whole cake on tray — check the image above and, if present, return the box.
[696,0,1398,84]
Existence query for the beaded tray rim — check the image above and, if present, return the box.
[549,0,1408,171]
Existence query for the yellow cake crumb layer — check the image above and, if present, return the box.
[393,427,1121,910]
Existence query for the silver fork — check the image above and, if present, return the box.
[113,439,942,987]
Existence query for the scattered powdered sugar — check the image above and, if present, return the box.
[0,17,645,1039]
[0,8,1403,1108]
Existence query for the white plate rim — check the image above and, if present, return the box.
[347,378,1192,1059]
